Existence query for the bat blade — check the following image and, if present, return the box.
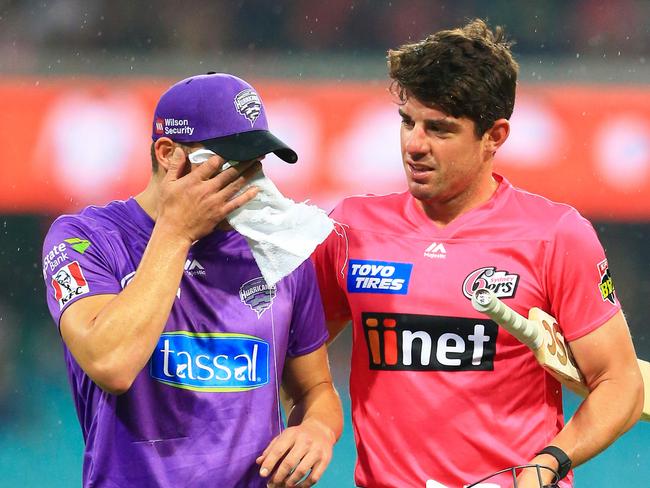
[471,288,650,422]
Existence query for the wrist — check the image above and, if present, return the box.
[302,417,337,445]
[535,445,572,481]
[152,220,195,248]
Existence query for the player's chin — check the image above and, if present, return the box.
[406,179,437,202]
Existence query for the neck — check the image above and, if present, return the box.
[134,175,161,221]
[418,173,499,227]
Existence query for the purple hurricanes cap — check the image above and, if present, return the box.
[152,72,297,163]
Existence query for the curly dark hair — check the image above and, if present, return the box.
[387,18,519,136]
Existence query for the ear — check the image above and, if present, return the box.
[482,118,510,156]
[154,137,186,173]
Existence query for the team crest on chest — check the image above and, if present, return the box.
[462,266,519,300]
[239,277,276,318]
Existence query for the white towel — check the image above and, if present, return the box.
[227,170,334,286]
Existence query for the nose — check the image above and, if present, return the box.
[404,125,428,156]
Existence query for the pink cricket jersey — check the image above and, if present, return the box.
[312,174,620,488]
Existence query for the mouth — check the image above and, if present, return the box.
[407,162,435,180]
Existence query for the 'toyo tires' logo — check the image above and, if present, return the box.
[347,259,413,294]
[462,266,519,300]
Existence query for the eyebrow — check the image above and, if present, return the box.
[398,109,462,132]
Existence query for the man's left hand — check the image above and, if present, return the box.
[256,418,336,487]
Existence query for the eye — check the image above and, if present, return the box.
[400,118,414,128]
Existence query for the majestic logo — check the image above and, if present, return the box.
[150,332,270,392]
[462,266,519,300]
[184,258,206,277]
[363,312,498,371]
[424,242,447,259]
[154,117,164,135]
[64,237,91,254]
[347,259,413,294]
[234,89,262,126]
[120,271,136,289]
[51,261,90,309]
[597,259,616,305]
[239,277,276,317]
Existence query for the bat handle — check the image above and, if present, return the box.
[471,288,543,350]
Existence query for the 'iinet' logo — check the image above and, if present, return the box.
[362,312,498,371]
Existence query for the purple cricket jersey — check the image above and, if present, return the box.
[42,198,329,487]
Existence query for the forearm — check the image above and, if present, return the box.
[548,375,642,467]
[518,374,642,487]
[286,381,343,443]
[74,224,192,391]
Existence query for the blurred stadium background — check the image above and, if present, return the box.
[1,0,649,486]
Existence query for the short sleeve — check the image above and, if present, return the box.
[310,204,352,323]
[286,259,329,357]
[545,209,620,341]
[42,216,122,327]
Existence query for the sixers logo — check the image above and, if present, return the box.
[240,277,276,318]
[462,266,519,300]
[234,89,262,126]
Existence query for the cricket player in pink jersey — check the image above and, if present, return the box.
[312,19,644,488]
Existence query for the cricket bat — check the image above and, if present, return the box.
[471,288,650,423]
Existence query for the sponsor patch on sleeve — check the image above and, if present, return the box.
[597,259,616,305]
[347,259,413,294]
[51,261,90,310]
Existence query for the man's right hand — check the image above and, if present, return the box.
[157,147,261,244]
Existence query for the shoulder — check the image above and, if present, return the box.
[330,191,408,225]
[504,182,593,237]
[44,200,130,252]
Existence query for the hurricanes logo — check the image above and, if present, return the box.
[239,277,276,318]
[234,89,262,126]
[597,259,616,305]
[462,266,519,300]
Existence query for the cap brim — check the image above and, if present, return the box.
[201,130,297,164]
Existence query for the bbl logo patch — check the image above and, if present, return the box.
[51,261,90,309]
[239,277,276,317]
[347,259,412,294]
[597,259,616,305]
[150,332,270,392]
[462,266,519,300]
[234,89,262,126]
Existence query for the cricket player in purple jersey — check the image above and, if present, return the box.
[42,73,342,488]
